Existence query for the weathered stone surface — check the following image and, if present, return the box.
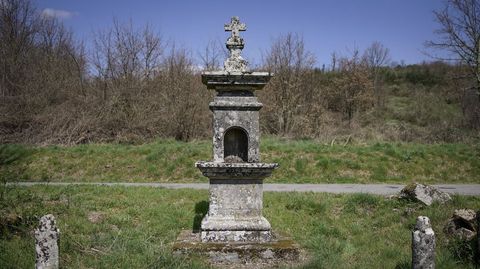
[209,99,262,163]
[224,155,244,163]
[453,209,477,223]
[196,162,278,180]
[35,214,60,269]
[400,183,451,206]
[201,230,273,243]
[201,71,272,91]
[199,177,273,243]
[173,230,300,266]
[224,16,248,72]
[444,209,477,240]
[412,216,435,269]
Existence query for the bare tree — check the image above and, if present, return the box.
[0,0,38,97]
[331,52,337,72]
[363,41,390,108]
[332,49,374,123]
[160,45,211,141]
[427,0,480,127]
[141,24,163,80]
[261,33,316,135]
[427,0,480,91]
[198,39,222,71]
[91,19,163,99]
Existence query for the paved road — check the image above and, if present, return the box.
[6,182,480,196]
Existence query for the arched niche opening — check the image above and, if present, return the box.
[223,127,248,162]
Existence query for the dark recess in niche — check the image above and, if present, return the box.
[224,127,248,162]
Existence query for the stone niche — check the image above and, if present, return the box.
[210,88,263,163]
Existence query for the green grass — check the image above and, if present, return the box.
[1,185,479,268]
[1,137,480,183]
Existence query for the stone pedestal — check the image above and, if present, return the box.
[196,162,277,243]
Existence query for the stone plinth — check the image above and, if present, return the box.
[196,162,277,243]
[173,230,300,265]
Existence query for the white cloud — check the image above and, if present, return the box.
[41,8,75,19]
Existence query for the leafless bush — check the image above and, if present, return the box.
[260,33,318,136]
[462,87,480,129]
[0,0,87,143]
[329,50,374,123]
[363,41,390,108]
[157,46,211,141]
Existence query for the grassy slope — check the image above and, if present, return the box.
[2,137,480,184]
[1,185,479,268]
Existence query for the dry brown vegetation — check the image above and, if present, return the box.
[0,0,479,145]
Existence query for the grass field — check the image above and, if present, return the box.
[1,137,480,184]
[1,185,479,268]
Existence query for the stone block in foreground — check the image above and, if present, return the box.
[35,214,60,269]
[412,216,435,269]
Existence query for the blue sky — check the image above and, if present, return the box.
[36,0,447,67]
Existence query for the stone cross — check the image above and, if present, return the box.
[35,214,60,269]
[412,216,435,269]
[224,16,246,44]
[223,16,248,72]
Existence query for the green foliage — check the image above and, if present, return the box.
[446,237,476,265]
[385,62,451,86]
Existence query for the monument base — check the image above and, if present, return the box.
[173,230,301,266]
[201,230,273,243]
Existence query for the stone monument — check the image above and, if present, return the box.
[196,15,276,243]
[174,16,299,265]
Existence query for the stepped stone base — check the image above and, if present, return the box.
[173,230,300,266]
[201,230,273,243]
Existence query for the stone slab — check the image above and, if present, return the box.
[201,230,273,243]
[173,230,300,266]
[196,162,278,179]
[202,71,272,91]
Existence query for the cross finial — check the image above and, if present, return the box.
[223,16,248,72]
[224,16,246,41]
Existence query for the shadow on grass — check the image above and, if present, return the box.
[0,144,33,184]
[192,200,208,232]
